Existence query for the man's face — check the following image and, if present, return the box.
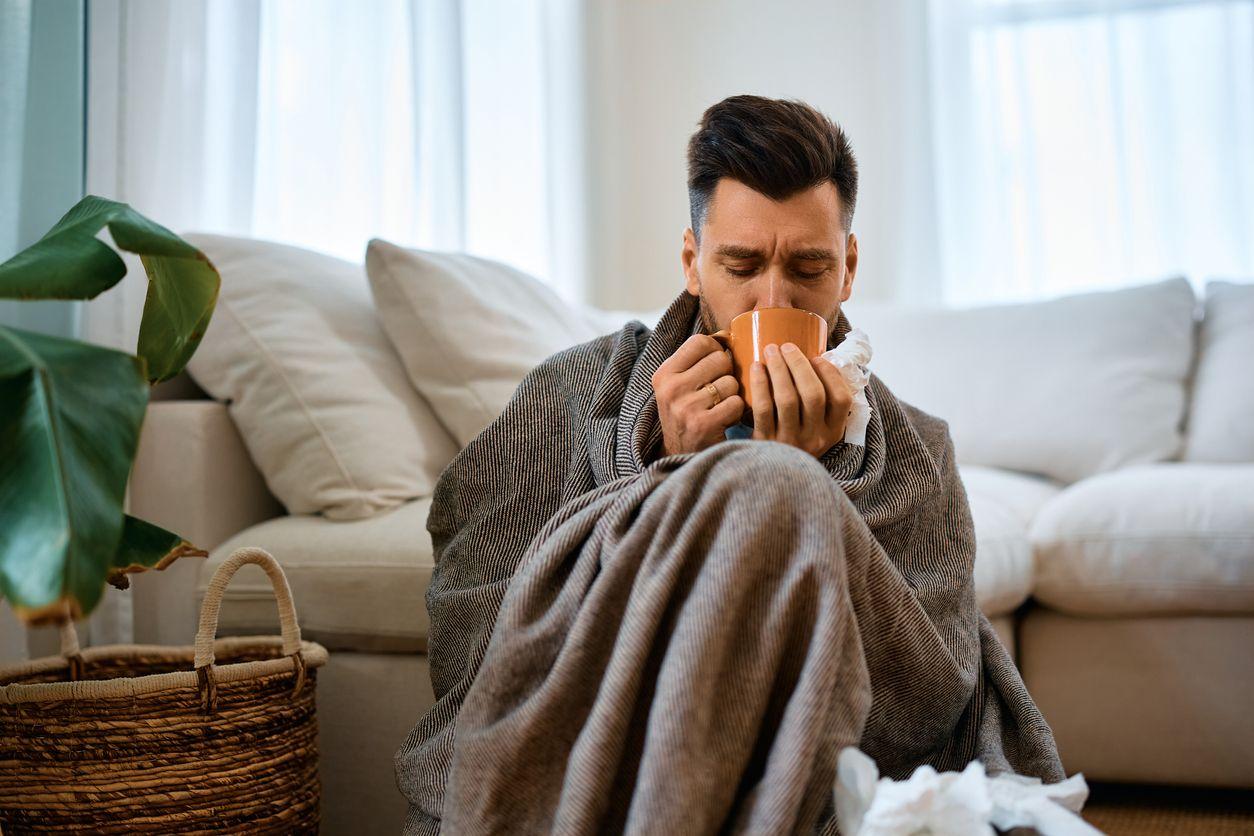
[681,178,858,342]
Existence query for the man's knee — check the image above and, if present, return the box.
[683,441,854,579]
[699,439,833,488]
[680,440,849,518]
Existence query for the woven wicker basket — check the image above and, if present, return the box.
[0,547,328,833]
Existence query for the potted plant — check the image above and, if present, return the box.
[0,198,327,832]
[0,195,220,626]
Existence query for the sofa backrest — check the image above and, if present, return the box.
[178,231,1248,502]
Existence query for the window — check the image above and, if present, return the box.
[928,0,1254,305]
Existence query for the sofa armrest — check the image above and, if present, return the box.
[126,400,285,644]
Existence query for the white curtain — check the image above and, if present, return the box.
[927,0,1254,306]
[84,0,589,353]
[0,0,30,665]
[78,0,586,652]
[0,1,31,265]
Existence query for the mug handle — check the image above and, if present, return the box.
[711,329,731,350]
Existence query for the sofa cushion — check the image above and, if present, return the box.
[960,465,1063,616]
[1184,280,1254,463]
[844,278,1196,484]
[1030,464,1254,615]
[185,234,460,520]
[198,499,435,653]
[365,238,662,446]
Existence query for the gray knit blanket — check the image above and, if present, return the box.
[396,290,1065,834]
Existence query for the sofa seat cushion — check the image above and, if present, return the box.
[1030,464,1254,615]
[196,464,1049,651]
[960,465,1064,616]
[197,499,435,653]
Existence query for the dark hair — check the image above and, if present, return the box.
[686,95,858,242]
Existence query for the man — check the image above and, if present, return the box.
[655,97,859,460]
[396,95,1065,835]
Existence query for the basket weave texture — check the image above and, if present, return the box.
[0,547,329,833]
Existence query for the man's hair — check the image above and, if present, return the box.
[686,95,858,244]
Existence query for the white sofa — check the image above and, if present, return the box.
[124,235,1254,834]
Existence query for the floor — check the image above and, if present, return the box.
[1079,782,1254,835]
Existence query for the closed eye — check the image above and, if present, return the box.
[726,267,827,279]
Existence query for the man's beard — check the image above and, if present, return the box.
[697,293,721,336]
[697,291,842,347]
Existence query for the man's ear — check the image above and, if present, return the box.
[841,232,858,302]
[682,228,701,297]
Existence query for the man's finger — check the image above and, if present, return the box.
[708,393,745,432]
[690,373,740,412]
[657,334,726,378]
[750,361,775,439]
[763,344,799,437]
[676,343,733,392]
[781,343,825,427]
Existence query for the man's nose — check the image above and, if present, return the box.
[757,266,793,310]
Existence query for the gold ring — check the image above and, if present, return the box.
[704,382,722,407]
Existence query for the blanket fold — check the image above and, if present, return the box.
[397,290,1064,835]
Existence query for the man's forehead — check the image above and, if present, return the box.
[704,179,843,245]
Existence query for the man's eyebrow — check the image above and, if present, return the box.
[790,247,838,261]
[714,244,837,261]
[714,244,763,260]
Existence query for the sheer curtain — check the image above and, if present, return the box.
[84,0,588,353]
[927,0,1254,306]
[0,0,31,665]
[77,0,585,651]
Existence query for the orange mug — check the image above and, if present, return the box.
[711,307,828,410]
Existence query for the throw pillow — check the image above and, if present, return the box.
[843,277,1196,484]
[185,234,460,520]
[1183,280,1254,462]
[365,238,661,446]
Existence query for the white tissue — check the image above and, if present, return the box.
[834,747,1101,836]
[820,327,873,446]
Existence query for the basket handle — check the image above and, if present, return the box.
[58,617,86,681]
[194,546,305,711]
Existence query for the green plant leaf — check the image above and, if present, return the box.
[135,250,220,383]
[0,325,148,624]
[106,514,208,591]
[0,195,221,383]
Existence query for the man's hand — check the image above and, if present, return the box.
[751,342,853,459]
[652,334,746,456]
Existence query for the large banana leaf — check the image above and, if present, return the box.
[107,514,208,591]
[0,195,220,383]
[0,326,148,622]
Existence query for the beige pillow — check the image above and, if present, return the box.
[185,234,460,520]
[365,238,660,446]
[1184,281,1254,462]
[844,278,1196,484]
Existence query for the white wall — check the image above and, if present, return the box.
[583,0,942,311]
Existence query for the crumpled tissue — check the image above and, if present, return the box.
[834,746,1101,836]
[820,327,873,446]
